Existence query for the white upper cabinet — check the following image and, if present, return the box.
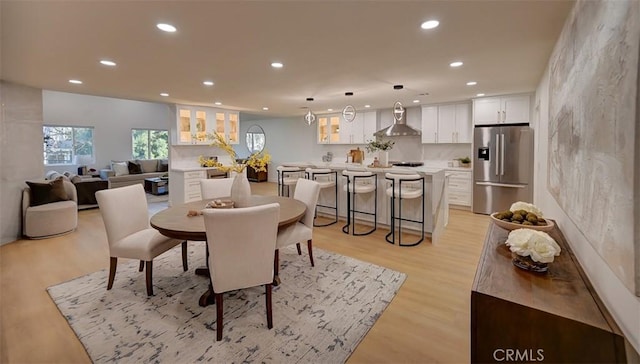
[421,102,471,144]
[473,94,531,125]
[318,110,377,144]
[175,105,239,145]
[421,106,438,143]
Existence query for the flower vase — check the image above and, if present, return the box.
[230,171,251,207]
[378,150,389,167]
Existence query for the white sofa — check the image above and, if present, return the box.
[100,159,168,189]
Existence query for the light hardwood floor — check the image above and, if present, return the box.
[0,182,489,363]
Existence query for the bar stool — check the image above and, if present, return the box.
[385,173,425,246]
[305,168,338,227]
[342,170,377,236]
[276,166,302,197]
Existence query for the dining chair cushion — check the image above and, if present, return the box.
[109,228,183,261]
[275,222,312,249]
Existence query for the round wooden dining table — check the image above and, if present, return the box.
[150,195,306,306]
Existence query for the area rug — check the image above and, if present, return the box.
[47,245,406,363]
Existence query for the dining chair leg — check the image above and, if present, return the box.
[273,249,280,278]
[145,260,153,296]
[138,260,144,272]
[296,243,302,255]
[307,239,314,267]
[107,257,117,290]
[265,284,273,329]
[181,241,188,271]
[215,293,224,341]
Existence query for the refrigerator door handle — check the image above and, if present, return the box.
[476,181,527,188]
[500,133,505,176]
[495,134,500,176]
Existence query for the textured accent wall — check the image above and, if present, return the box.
[547,0,639,295]
[0,82,45,244]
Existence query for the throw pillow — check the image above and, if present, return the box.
[112,162,129,176]
[26,178,69,206]
[128,161,142,174]
[138,159,158,173]
[157,159,169,172]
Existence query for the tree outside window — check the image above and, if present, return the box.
[43,126,94,165]
[132,129,168,159]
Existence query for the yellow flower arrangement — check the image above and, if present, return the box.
[201,132,271,173]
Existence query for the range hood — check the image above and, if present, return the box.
[375,101,421,137]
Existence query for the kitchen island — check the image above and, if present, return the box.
[282,162,447,245]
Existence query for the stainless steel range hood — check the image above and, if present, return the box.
[375,101,421,137]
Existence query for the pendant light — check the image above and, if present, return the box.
[304,97,316,125]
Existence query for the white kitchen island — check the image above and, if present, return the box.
[282,162,447,245]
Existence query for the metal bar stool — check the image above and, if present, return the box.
[305,168,338,227]
[342,170,377,236]
[276,166,302,197]
[385,173,425,246]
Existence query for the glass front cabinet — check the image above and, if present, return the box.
[175,105,239,145]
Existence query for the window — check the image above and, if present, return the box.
[132,129,169,159]
[43,126,94,165]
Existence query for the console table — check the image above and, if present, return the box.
[471,222,626,363]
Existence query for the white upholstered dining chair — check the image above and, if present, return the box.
[202,203,280,341]
[96,184,188,296]
[200,177,234,200]
[274,178,320,279]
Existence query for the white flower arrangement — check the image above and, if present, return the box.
[510,201,544,217]
[505,229,561,263]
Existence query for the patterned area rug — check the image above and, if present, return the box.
[48,245,406,363]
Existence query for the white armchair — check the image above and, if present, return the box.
[96,184,187,296]
[22,178,78,239]
[202,203,280,341]
[274,178,320,279]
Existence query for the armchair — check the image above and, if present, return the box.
[22,179,78,239]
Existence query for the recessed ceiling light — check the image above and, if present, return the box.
[420,20,439,30]
[449,61,463,67]
[476,93,485,97]
[271,62,284,68]
[214,101,222,106]
[100,60,116,67]
[327,108,333,112]
[364,105,371,108]
[69,79,83,84]
[203,81,214,86]
[157,23,176,32]
[160,92,169,97]
[413,99,420,103]
[262,107,269,111]
[466,81,477,86]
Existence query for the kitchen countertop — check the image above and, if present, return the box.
[170,166,223,172]
[282,161,446,176]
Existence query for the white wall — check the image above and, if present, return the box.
[42,90,173,173]
[533,19,640,358]
[0,82,45,244]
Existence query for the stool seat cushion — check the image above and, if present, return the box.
[316,180,336,189]
[344,183,376,194]
[385,187,423,199]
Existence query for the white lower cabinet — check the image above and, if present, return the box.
[447,170,471,207]
[170,170,206,206]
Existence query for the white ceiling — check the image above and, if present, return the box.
[1,1,574,118]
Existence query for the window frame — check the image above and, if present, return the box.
[43,125,95,166]
[131,128,169,160]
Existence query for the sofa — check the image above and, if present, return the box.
[100,159,168,189]
[45,170,109,210]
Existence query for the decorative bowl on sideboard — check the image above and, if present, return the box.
[490,212,555,232]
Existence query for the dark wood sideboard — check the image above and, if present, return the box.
[471,222,626,363]
[246,165,268,182]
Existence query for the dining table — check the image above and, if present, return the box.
[150,195,306,307]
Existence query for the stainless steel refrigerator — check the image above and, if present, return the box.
[473,125,533,214]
